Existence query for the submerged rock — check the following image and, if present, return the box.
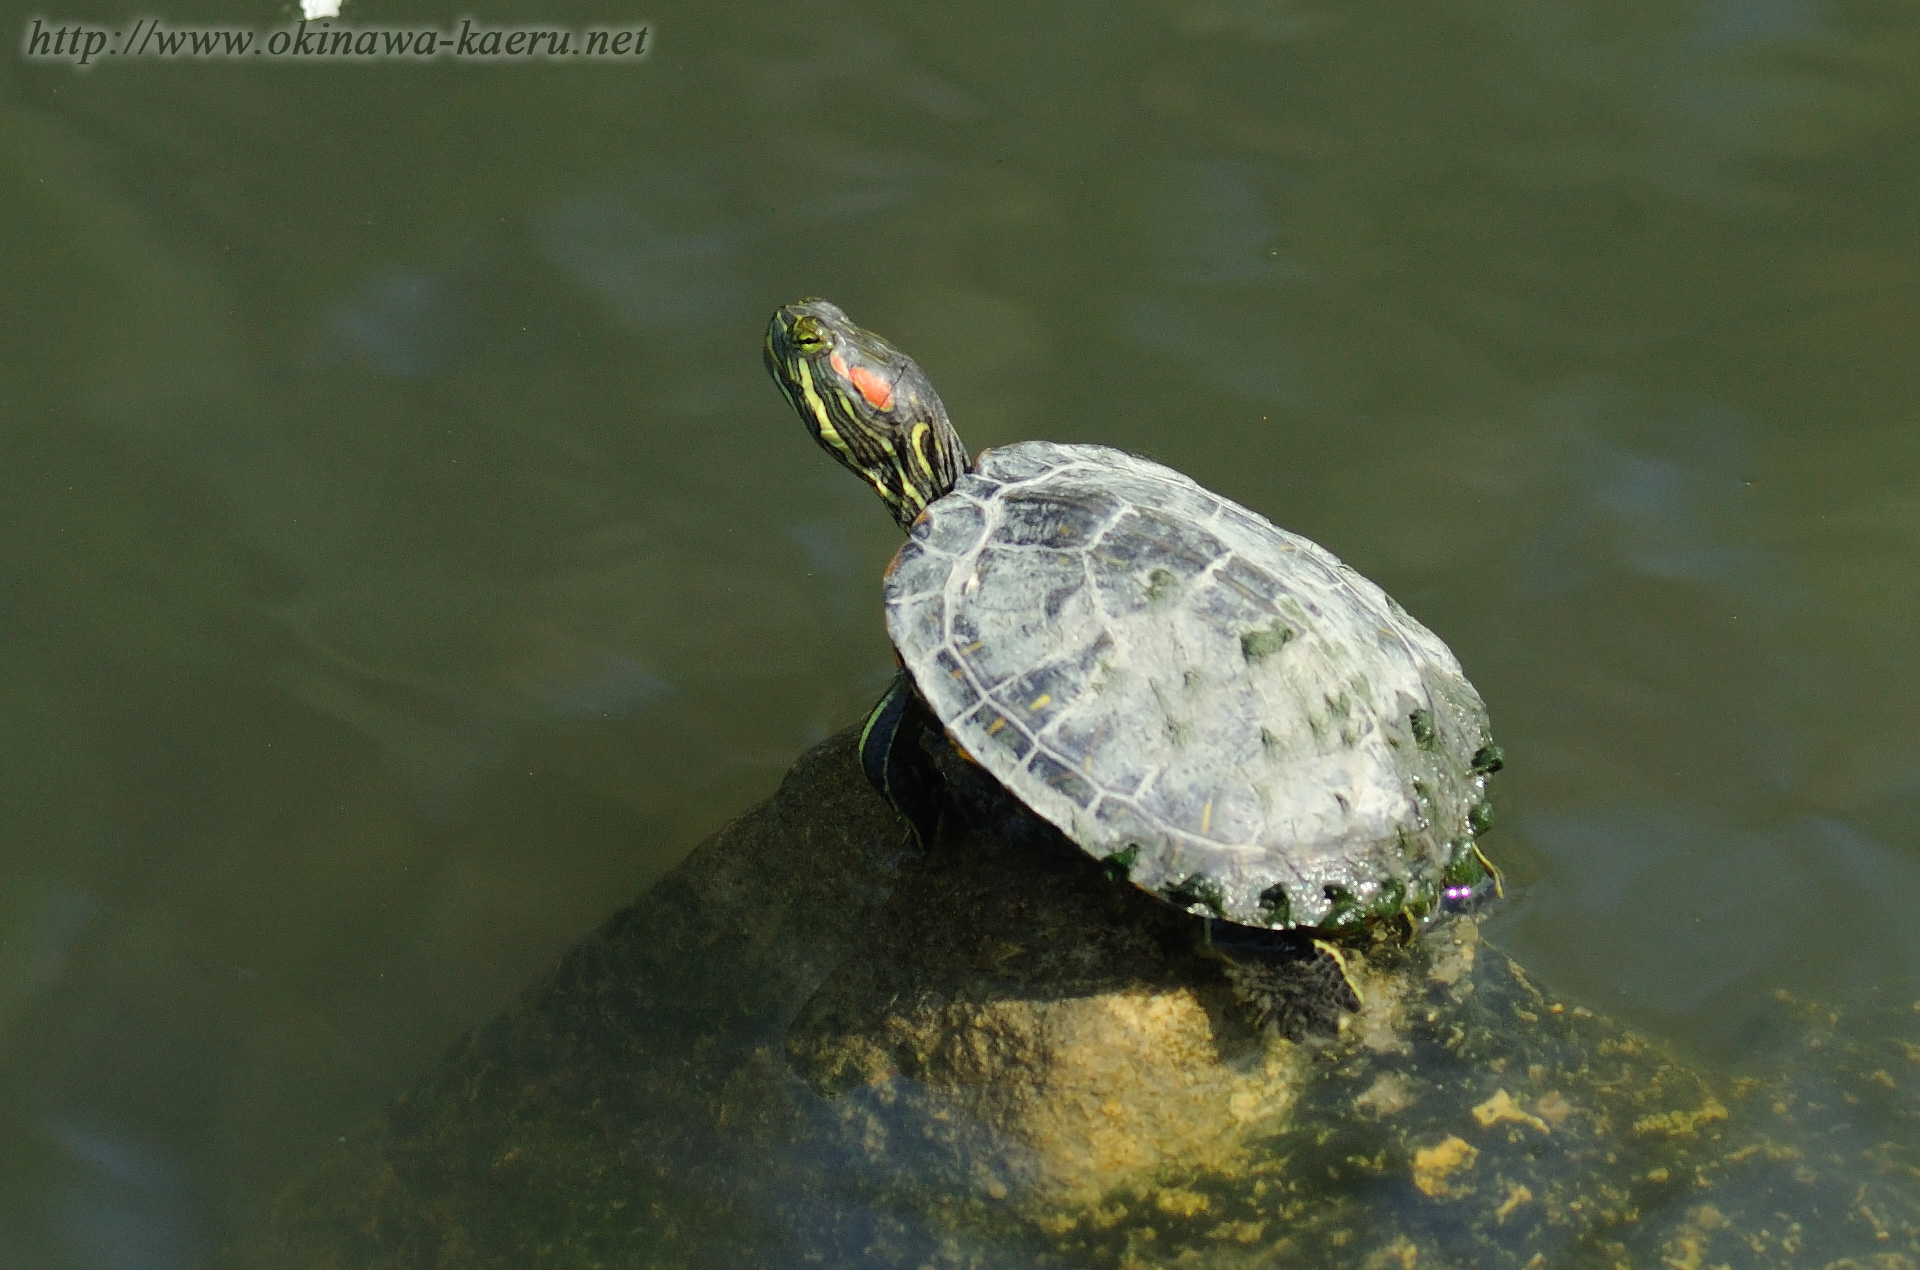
[782,786,1316,1211]
[243,729,1920,1269]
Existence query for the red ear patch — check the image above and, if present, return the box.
[850,366,896,411]
[830,351,895,411]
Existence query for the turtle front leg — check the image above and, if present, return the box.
[1209,927,1363,1040]
[858,672,945,847]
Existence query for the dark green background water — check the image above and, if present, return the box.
[5,0,1919,1262]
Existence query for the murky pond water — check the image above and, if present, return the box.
[4,0,1918,1263]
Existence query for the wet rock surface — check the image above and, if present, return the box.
[782,790,1314,1212]
[242,730,1920,1269]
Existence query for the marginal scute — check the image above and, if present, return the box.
[1027,751,1099,809]
[889,441,1492,932]
[961,698,1034,764]
[885,540,949,601]
[1093,796,1162,841]
[919,646,980,718]
[994,660,1074,731]
[889,592,943,645]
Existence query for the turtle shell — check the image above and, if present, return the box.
[883,440,1494,932]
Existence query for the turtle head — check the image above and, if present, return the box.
[765,299,969,529]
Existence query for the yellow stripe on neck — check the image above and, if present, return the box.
[794,361,846,452]
[793,357,908,517]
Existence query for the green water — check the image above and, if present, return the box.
[4,0,1918,1262]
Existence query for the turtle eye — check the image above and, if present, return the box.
[789,316,828,354]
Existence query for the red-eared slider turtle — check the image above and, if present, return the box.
[765,299,1502,1030]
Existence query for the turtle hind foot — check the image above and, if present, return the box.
[1221,938,1363,1041]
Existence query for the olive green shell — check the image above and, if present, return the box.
[884,441,1494,931]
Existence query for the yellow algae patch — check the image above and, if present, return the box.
[1411,1136,1478,1198]
[1155,1187,1210,1218]
[1726,1141,1803,1165]
[1472,1089,1549,1134]
[1362,1235,1420,1269]
[1206,1219,1268,1244]
[1427,921,1478,986]
[1660,1204,1729,1270]
[1664,1231,1706,1270]
[1495,1184,1534,1224]
[1534,1090,1575,1126]
[1853,1188,1894,1242]
[1355,1072,1416,1119]
[1634,1096,1729,1137]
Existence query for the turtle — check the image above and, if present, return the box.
[764,298,1502,1033]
